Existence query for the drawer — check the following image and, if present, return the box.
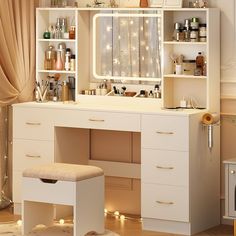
[228,165,236,217]
[13,171,22,203]
[55,110,141,132]
[141,183,189,222]
[13,139,54,171]
[141,149,189,186]
[141,114,189,151]
[13,107,55,140]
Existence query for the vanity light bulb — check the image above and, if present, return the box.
[59,219,65,225]
[17,220,22,226]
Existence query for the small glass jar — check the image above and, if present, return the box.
[190,29,199,42]
[190,17,199,29]
[69,26,76,39]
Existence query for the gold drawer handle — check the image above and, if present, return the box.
[156,200,174,205]
[25,122,41,126]
[25,154,41,158]
[156,131,174,135]
[89,118,105,122]
[156,165,174,170]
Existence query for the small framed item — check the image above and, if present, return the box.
[163,0,183,8]
[148,0,163,7]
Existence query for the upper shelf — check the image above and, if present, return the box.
[163,41,207,45]
[164,74,207,79]
[37,39,76,42]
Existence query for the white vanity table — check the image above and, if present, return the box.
[12,100,220,235]
[12,6,221,236]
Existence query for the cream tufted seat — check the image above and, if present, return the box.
[22,163,104,236]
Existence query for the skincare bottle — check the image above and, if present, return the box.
[61,81,69,101]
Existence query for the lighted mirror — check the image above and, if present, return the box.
[93,11,162,82]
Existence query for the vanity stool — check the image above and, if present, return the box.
[22,163,104,236]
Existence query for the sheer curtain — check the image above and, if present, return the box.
[100,11,162,79]
[0,0,38,200]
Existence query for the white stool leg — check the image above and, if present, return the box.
[22,201,54,235]
[74,176,104,236]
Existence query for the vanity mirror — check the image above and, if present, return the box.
[92,11,162,82]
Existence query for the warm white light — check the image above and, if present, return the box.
[104,209,108,213]
[106,26,112,32]
[142,56,145,61]
[140,26,144,31]
[132,47,136,51]
[146,73,150,77]
[106,44,111,50]
[17,220,22,226]
[132,32,137,37]
[59,219,65,225]
[145,19,149,24]
[114,211,120,216]
[118,35,121,40]
[130,20,134,25]
[145,46,149,51]
[120,215,125,220]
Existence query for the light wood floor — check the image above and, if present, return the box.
[0,206,233,236]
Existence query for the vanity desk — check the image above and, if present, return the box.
[12,100,220,235]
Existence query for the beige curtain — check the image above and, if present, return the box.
[0,0,37,105]
[0,0,38,199]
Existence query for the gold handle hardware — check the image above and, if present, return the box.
[25,154,41,158]
[231,170,235,174]
[156,200,174,205]
[156,131,174,135]
[156,165,174,170]
[88,118,105,122]
[25,122,41,126]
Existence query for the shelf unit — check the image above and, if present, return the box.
[36,7,220,112]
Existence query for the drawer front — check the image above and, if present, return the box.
[141,149,189,186]
[13,171,22,203]
[13,139,54,171]
[141,115,189,151]
[228,165,236,217]
[13,107,55,140]
[141,183,189,222]
[55,110,141,132]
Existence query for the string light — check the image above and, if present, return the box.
[59,219,65,225]
[104,209,142,222]
[17,220,22,226]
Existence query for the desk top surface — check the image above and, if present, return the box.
[13,101,207,116]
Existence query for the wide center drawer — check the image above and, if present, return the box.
[141,183,189,222]
[55,110,141,132]
[13,139,54,171]
[141,114,189,151]
[141,149,189,187]
[13,107,55,140]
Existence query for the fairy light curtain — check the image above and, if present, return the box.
[100,11,162,79]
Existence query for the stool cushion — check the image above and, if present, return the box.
[23,163,104,182]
